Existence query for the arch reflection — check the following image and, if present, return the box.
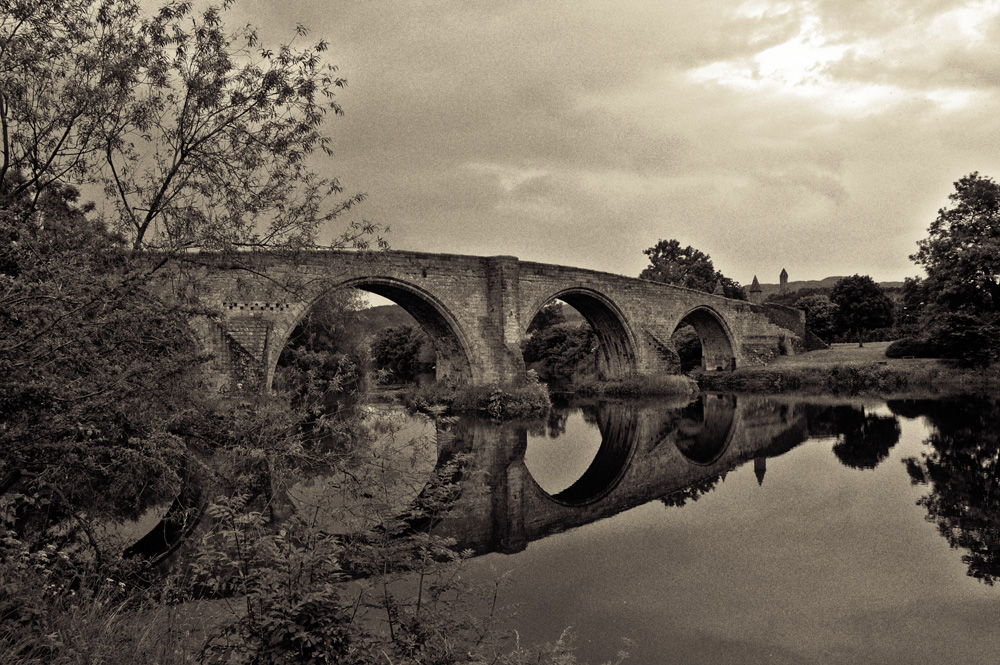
[524,401,639,506]
[673,394,737,464]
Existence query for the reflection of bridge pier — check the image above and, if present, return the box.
[433,395,810,556]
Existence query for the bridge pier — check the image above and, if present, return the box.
[485,256,528,384]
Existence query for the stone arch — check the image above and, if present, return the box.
[526,288,638,379]
[267,276,477,388]
[673,305,737,372]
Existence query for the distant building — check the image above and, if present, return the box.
[779,268,788,295]
[748,275,763,304]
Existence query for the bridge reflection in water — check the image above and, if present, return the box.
[425,393,810,556]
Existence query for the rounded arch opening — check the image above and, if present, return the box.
[355,279,475,388]
[268,278,475,393]
[671,306,736,373]
[522,289,637,385]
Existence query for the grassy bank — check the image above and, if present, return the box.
[700,342,1000,395]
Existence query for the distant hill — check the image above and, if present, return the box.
[356,304,417,333]
[757,277,904,297]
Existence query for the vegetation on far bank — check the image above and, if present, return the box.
[700,342,1000,395]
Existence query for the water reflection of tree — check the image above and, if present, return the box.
[829,407,902,470]
[660,472,727,508]
[899,397,1000,585]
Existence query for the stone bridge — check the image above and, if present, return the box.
[182,250,806,389]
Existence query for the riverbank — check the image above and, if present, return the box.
[700,342,1000,395]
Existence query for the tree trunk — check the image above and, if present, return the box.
[857,329,864,348]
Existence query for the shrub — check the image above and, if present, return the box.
[402,374,551,420]
[885,337,939,359]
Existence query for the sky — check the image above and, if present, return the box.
[222,0,1000,285]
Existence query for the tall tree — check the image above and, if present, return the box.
[0,0,372,568]
[640,238,745,299]
[913,173,1000,314]
[830,275,893,347]
[910,172,1000,364]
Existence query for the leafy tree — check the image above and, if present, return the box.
[639,238,745,300]
[794,294,838,342]
[0,1,387,658]
[913,173,1000,314]
[0,0,146,227]
[0,188,203,557]
[2,0,373,253]
[521,324,596,383]
[829,275,894,347]
[371,325,435,383]
[909,173,1000,364]
[526,301,567,334]
[103,0,370,251]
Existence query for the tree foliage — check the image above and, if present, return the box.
[526,301,567,335]
[829,275,893,347]
[913,173,1000,315]
[370,325,435,384]
[1,0,374,252]
[907,173,1000,364]
[0,186,200,541]
[794,294,838,343]
[639,238,745,300]
[521,324,597,383]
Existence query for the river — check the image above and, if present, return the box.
[387,392,1000,665]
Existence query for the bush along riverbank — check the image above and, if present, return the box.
[402,373,552,420]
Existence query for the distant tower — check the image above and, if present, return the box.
[748,275,763,304]
[779,268,788,295]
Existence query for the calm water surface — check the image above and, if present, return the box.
[426,393,1000,665]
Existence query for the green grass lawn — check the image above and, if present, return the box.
[771,341,941,371]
